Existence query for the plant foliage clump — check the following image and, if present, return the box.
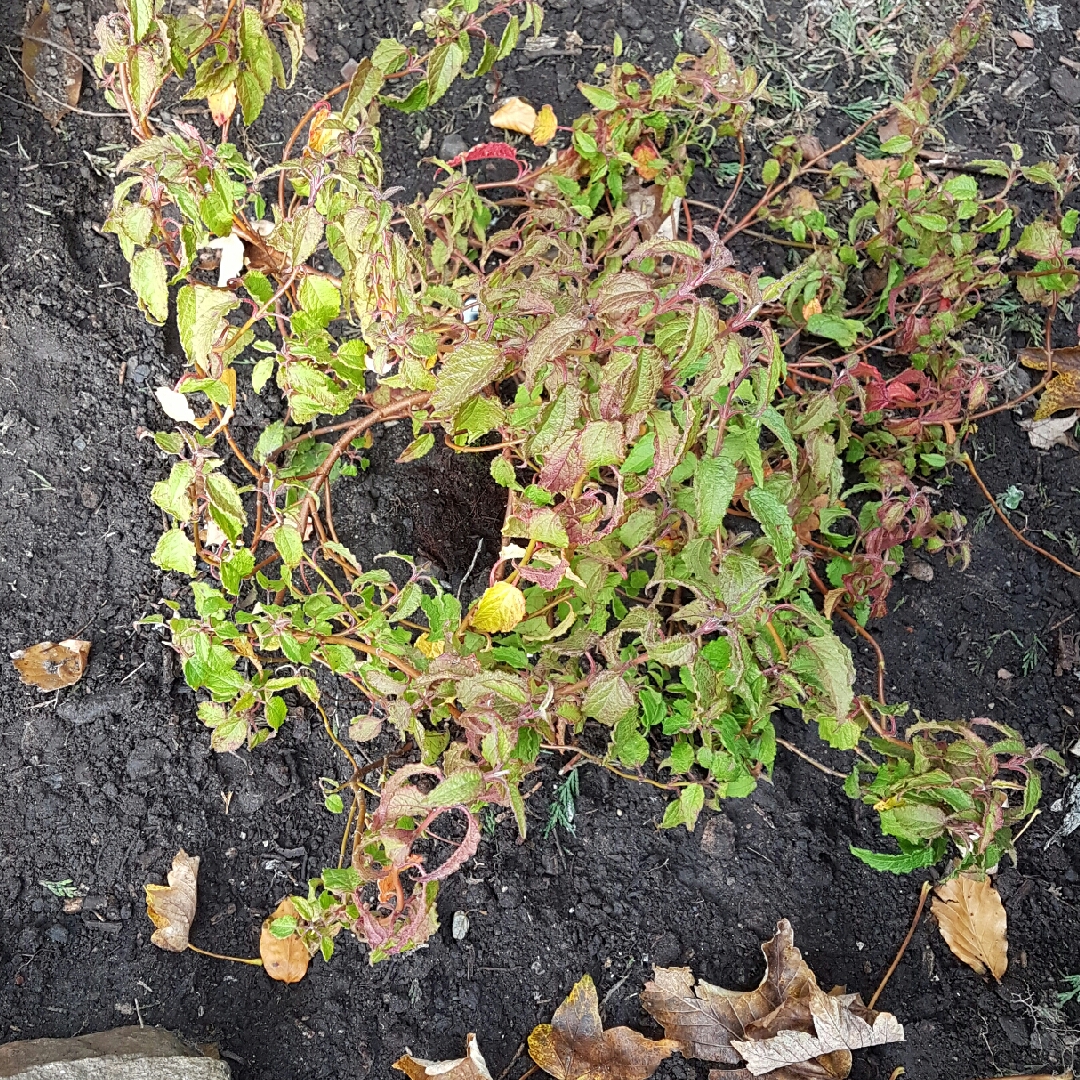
[96,0,1073,966]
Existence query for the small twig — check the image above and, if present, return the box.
[186,943,263,966]
[496,1043,526,1080]
[1012,807,1041,848]
[776,737,847,779]
[868,880,931,1009]
[456,538,484,600]
[962,454,1080,580]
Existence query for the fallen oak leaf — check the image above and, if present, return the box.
[145,849,200,952]
[931,873,1008,981]
[11,638,89,690]
[730,985,904,1076]
[22,1,82,129]
[260,897,310,983]
[642,921,816,1064]
[394,1034,494,1080]
[528,973,679,1080]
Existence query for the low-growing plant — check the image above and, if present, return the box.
[95,0,1076,968]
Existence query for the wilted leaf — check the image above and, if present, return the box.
[145,849,200,953]
[22,2,82,128]
[642,921,815,1065]
[260,898,310,982]
[731,985,904,1075]
[1018,413,1079,451]
[11,638,89,690]
[528,973,679,1080]
[644,920,902,1080]
[208,82,237,127]
[471,581,527,633]
[155,386,200,425]
[394,1034,494,1080]
[532,104,558,146]
[491,96,537,135]
[931,874,1008,981]
[1018,347,1080,419]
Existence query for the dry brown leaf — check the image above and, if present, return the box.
[491,97,537,135]
[642,921,815,1064]
[22,1,82,128]
[528,973,679,1080]
[732,986,904,1075]
[855,153,923,197]
[11,638,89,690]
[1010,29,1035,47]
[645,921,902,1080]
[260,898,310,983]
[532,103,558,146]
[145,849,200,953]
[1018,413,1079,451]
[394,1034,494,1080]
[1018,346,1080,419]
[932,874,1008,981]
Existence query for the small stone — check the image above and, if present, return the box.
[998,668,1015,681]
[47,925,68,944]
[452,910,470,940]
[1051,67,1080,107]
[906,558,934,582]
[439,133,467,161]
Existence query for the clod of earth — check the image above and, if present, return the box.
[931,874,1008,981]
[10,638,89,690]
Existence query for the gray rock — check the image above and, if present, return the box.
[0,1027,229,1079]
[438,133,467,162]
[1051,67,1080,107]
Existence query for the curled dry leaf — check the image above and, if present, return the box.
[394,1034,494,1080]
[855,153,923,197]
[1019,413,1079,451]
[11,638,89,690]
[490,96,537,135]
[1010,28,1035,47]
[528,973,679,1080]
[22,1,82,129]
[1019,346,1080,419]
[931,873,1008,981]
[260,898,310,983]
[145,849,200,953]
[156,386,201,425]
[643,920,903,1080]
[208,233,246,288]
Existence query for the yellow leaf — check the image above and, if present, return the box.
[207,82,237,127]
[414,633,445,659]
[932,874,1008,981]
[11,638,89,691]
[531,104,558,146]
[471,581,527,633]
[490,97,537,136]
[145,849,200,953]
[260,898,310,983]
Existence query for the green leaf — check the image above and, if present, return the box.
[221,546,254,594]
[761,158,780,186]
[397,433,435,463]
[298,275,341,327]
[269,915,299,938]
[274,524,304,568]
[582,670,635,725]
[321,868,361,891]
[211,717,248,753]
[371,38,409,74]
[271,206,325,268]
[746,486,796,566]
[129,0,154,43]
[879,134,913,154]
[130,247,169,325]
[426,768,483,807]
[695,456,737,536]
[912,213,949,233]
[578,83,618,110]
[613,714,650,768]
[152,529,196,576]
[849,844,936,874]
[427,41,464,105]
[151,461,195,522]
[205,471,247,544]
[879,803,947,844]
[430,341,505,415]
[490,457,521,489]
[678,783,705,832]
[496,16,520,59]
[251,354,275,393]
[176,284,239,369]
[620,433,655,476]
[805,313,867,349]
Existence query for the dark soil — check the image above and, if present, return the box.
[2,1,1080,1079]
